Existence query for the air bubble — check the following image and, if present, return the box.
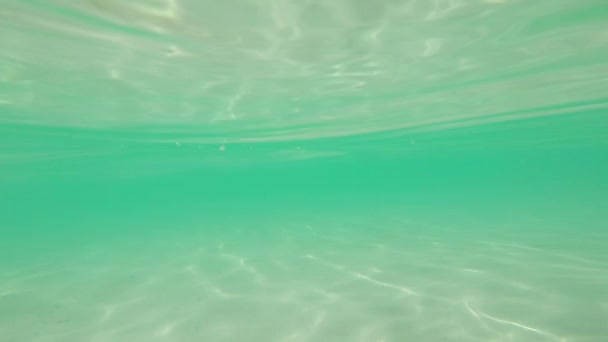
[164,46,178,57]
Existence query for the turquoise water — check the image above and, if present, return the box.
[2,1,608,341]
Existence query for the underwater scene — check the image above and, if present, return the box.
[1,0,608,341]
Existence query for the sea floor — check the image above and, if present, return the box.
[2,200,607,342]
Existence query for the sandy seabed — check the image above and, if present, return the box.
[1,210,607,342]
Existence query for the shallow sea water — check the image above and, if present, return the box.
[1,1,608,341]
